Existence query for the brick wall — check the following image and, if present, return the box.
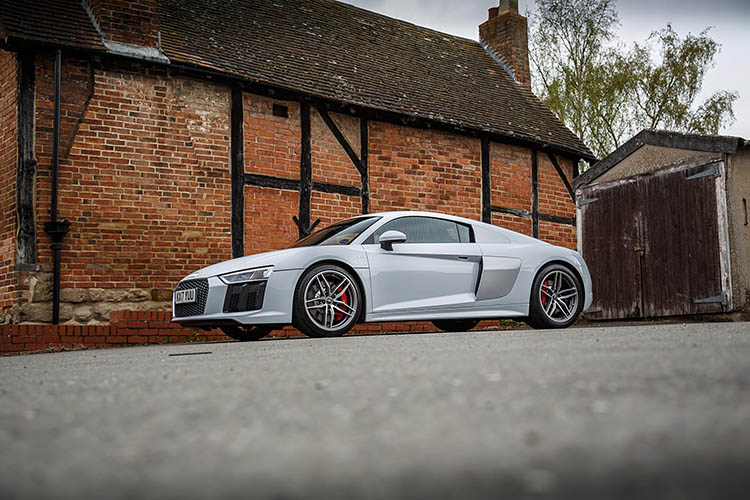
[0,50,17,318]
[369,121,482,219]
[245,185,298,253]
[0,310,506,355]
[16,58,233,323]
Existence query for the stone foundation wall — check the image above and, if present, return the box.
[13,271,171,324]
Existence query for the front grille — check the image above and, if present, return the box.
[174,279,209,317]
[223,281,267,313]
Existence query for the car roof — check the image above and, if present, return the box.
[356,211,541,245]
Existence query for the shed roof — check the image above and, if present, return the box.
[573,130,749,189]
[0,0,593,160]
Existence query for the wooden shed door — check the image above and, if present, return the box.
[580,177,644,319]
[580,160,728,319]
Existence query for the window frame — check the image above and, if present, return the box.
[362,216,475,245]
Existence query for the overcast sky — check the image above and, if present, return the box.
[343,0,749,139]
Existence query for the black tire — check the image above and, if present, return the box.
[432,319,480,332]
[293,264,362,338]
[526,263,583,329]
[221,325,273,341]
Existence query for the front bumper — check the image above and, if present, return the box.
[171,269,301,326]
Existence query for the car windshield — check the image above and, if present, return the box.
[292,217,380,247]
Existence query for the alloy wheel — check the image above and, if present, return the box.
[303,270,358,332]
[538,270,579,323]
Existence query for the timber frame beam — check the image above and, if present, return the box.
[16,50,37,269]
[491,205,575,227]
[230,86,245,258]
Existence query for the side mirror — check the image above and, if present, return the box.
[379,230,407,251]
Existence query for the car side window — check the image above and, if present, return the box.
[365,217,472,244]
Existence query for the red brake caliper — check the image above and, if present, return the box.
[334,287,348,322]
[541,281,550,306]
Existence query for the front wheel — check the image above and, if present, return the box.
[293,264,362,338]
[526,264,583,329]
[221,325,273,341]
[432,319,480,332]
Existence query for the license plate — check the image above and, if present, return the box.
[175,289,196,304]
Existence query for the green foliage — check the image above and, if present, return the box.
[529,0,738,160]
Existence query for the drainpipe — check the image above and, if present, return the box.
[43,49,70,324]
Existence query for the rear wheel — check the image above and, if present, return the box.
[293,264,362,338]
[432,319,480,332]
[221,325,273,341]
[526,264,582,329]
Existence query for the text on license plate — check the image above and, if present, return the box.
[175,289,196,304]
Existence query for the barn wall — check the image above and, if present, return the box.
[728,148,750,310]
[7,56,580,324]
[0,50,17,321]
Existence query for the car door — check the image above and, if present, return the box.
[362,216,481,313]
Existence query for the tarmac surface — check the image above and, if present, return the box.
[1,322,749,499]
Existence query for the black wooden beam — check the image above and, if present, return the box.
[539,213,576,226]
[531,148,539,238]
[230,86,244,258]
[546,151,575,201]
[16,50,36,268]
[360,118,369,214]
[313,181,360,197]
[245,173,299,191]
[481,137,491,224]
[491,205,531,219]
[245,174,360,197]
[299,102,312,238]
[490,205,575,227]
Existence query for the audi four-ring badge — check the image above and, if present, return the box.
[172,211,593,340]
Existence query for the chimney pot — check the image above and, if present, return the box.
[488,7,499,19]
[498,0,519,15]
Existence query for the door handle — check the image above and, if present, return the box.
[457,256,469,260]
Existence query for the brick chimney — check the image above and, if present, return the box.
[84,0,167,61]
[479,0,531,89]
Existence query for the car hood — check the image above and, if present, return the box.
[180,247,306,281]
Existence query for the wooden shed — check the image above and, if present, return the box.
[573,130,750,320]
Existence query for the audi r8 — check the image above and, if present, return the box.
[172,211,592,340]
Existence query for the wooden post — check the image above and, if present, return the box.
[230,86,245,258]
[481,137,491,224]
[531,148,539,238]
[299,101,312,238]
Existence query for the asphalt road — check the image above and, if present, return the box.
[1,322,749,500]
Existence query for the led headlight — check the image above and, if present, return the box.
[219,266,273,284]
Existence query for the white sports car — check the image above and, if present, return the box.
[172,211,592,340]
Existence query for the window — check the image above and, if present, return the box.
[365,216,472,244]
[272,104,289,118]
[292,217,380,247]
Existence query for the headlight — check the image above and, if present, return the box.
[219,266,273,284]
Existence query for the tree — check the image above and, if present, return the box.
[528,0,738,160]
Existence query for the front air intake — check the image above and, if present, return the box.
[223,281,267,313]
